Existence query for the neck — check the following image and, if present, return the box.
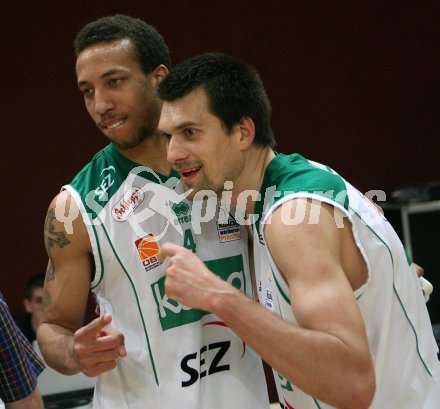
[232,147,275,215]
[116,132,172,175]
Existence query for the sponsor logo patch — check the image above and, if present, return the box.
[217,216,241,243]
[265,289,274,310]
[171,201,192,225]
[112,186,144,222]
[135,233,161,272]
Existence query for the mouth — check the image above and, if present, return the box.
[100,116,127,130]
[178,166,202,182]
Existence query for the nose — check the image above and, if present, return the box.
[93,88,115,115]
[167,136,189,165]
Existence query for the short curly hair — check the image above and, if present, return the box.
[74,14,171,75]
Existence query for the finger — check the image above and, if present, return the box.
[79,332,125,353]
[75,313,113,340]
[96,332,127,357]
[413,263,424,278]
[100,325,126,356]
[118,344,127,357]
[83,359,118,377]
[73,335,126,371]
[157,242,181,262]
[79,345,121,366]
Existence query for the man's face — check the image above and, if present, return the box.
[76,39,162,149]
[24,287,44,322]
[159,87,244,199]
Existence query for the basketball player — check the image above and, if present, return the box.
[157,52,440,408]
[37,16,269,409]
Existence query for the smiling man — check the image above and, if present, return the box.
[37,16,269,409]
[157,52,440,409]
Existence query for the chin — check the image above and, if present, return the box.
[110,136,144,150]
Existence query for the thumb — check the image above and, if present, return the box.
[157,242,182,262]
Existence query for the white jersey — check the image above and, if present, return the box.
[64,144,269,409]
[252,153,440,409]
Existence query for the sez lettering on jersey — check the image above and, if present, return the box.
[95,166,116,200]
[152,255,245,331]
[181,340,230,387]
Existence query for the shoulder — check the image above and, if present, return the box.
[45,190,91,252]
[68,145,115,195]
[265,154,346,196]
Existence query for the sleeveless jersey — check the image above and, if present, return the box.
[64,143,269,409]
[252,153,440,409]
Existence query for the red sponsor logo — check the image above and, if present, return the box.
[112,187,144,222]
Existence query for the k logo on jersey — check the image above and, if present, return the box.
[152,255,245,330]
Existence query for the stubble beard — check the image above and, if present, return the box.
[111,100,161,150]
[186,164,238,201]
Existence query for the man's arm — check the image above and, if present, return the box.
[262,199,375,406]
[159,199,375,409]
[5,388,43,409]
[37,191,126,376]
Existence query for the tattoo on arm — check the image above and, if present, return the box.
[43,290,51,307]
[46,260,55,281]
[45,209,71,249]
[44,208,71,282]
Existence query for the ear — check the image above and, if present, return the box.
[152,64,169,85]
[237,116,255,150]
[24,298,32,313]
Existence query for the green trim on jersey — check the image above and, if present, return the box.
[90,222,104,290]
[272,271,290,306]
[255,153,348,234]
[98,218,160,385]
[351,208,433,377]
[69,143,178,220]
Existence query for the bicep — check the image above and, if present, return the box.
[264,199,367,340]
[42,191,93,331]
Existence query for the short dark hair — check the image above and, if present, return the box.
[158,52,275,147]
[24,273,45,300]
[74,14,171,75]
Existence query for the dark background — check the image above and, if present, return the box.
[1,1,439,316]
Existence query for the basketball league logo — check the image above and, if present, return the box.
[135,233,161,272]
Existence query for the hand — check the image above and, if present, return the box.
[419,277,433,303]
[158,242,229,312]
[412,263,433,302]
[413,263,424,278]
[72,313,126,377]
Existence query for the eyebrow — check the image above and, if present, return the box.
[174,121,199,130]
[77,68,128,88]
[158,121,200,136]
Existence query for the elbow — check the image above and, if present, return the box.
[323,361,376,409]
[342,370,376,409]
